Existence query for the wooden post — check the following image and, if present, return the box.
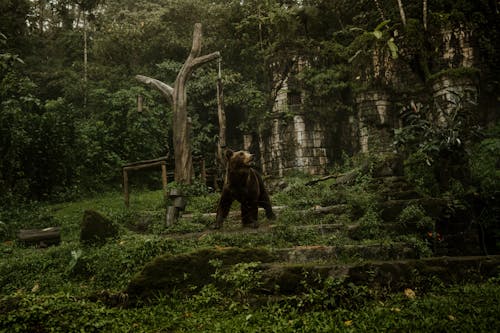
[122,156,169,207]
[161,162,168,199]
[123,169,130,207]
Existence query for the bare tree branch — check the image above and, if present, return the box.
[189,23,203,58]
[191,51,221,69]
[135,75,174,103]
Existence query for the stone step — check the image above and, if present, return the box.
[272,242,419,263]
[380,189,422,201]
[261,254,500,294]
[181,205,289,219]
[181,196,448,226]
[181,204,352,222]
[126,247,500,303]
[164,222,356,240]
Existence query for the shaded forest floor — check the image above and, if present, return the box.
[1,172,499,332]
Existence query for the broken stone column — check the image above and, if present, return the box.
[165,189,187,227]
[431,75,478,126]
[355,90,393,154]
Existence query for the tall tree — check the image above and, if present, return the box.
[137,23,220,184]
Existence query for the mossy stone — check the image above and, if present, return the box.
[127,247,276,303]
[80,210,118,245]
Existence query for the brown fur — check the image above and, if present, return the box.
[215,149,275,229]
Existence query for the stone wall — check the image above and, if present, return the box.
[431,75,478,126]
[259,111,329,177]
[255,22,489,177]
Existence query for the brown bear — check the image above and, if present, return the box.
[215,149,275,229]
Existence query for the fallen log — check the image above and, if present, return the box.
[18,227,61,247]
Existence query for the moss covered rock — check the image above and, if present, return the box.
[80,210,118,245]
[126,247,276,303]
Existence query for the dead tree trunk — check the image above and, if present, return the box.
[216,58,227,168]
[396,0,407,26]
[136,23,220,184]
[423,0,428,30]
[18,227,61,247]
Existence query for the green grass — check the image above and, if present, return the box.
[1,279,499,332]
[1,179,499,332]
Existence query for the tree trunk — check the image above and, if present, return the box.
[83,11,88,109]
[18,227,61,247]
[136,23,220,184]
[423,0,428,30]
[396,0,407,26]
[217,58,227,168]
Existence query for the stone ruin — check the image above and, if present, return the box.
[253,23,486,177]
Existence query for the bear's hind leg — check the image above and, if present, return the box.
[241,202,259,228]
[258,191,276,220]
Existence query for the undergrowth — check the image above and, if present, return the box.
[1,278,499,332]
[0,168,498,332]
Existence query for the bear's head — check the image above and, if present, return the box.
[225,149,254,169]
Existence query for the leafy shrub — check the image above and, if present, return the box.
[394,98,476,196]
[166,180,211,197]
[397,204,435,230]
[0,202,55,241]
[355,208,383,239]
[271,176,324,209]
[184,192,219,214]
[470,135,500,194]
[343,180,380,213]
[404,151,440,196]
[210,259,263,304]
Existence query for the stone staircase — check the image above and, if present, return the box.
[126,173,495,303]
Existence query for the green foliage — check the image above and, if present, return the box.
[271,173,333,209]
[0,0,499,329]
[0,234,175,295]
[397,204,435,230]
[348,20,399,64]
[355,208,383,239]
[185,193,219,214]
[271,223,324,247]
[0,180,498,331]
[396,235,433,258]
[210,259,263,304]
[0,202,54,241]
[2,279,499,332]
[166,219,207,234]
[166,180,211,197]
[469,126,500,194]
[394,97,476,196]
[404,151,440,196]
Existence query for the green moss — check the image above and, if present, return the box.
[126,247,276,303]
[428,67,480,83]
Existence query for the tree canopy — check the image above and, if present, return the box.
[0,0,498,201]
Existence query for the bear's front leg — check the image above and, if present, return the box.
[215,190,233,229]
